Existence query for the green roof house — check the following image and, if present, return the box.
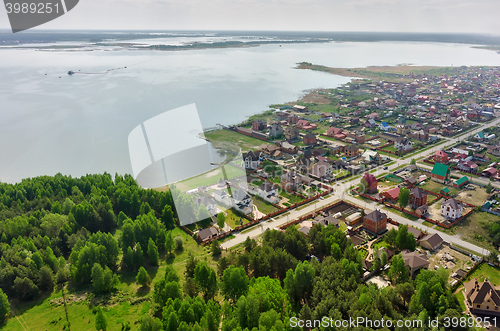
[453,176,469,188]
[431,163,451,183]
[440,187,450,195]
[474,131,485,140]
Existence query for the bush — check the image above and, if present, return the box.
[174,236,184,251]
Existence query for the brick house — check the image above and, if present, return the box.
[434,150,449,164]
[252,119,266,131]
[303,133,317,145]
[431,163,450,183]
[284,127,300,141]
[409,187,427,208]
[363,210,387,235]
[343,145,359,158]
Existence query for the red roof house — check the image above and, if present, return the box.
[434,150,449,164]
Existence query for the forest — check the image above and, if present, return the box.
[0,173,477,330]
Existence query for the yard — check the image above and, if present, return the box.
[205,129,267,151]
[280,190,305,205]
[442,211,499,252]
[420,180,460,196]
[463,263,500,287]
[455,186,489,207]
[223,208,250,229]
[252,196,280,215]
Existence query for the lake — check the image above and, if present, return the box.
[0,39,499,184]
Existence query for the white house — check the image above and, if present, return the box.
[213,190,232,207]
[231,188,253,215]
[394,137,413,151]
[243,151,261,170]
[257,181,280,204]
[379,122,391,131]
[194,195,217,216]
[361,150,380,163]
[440,198,463,219]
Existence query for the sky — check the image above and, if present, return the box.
[0,0,499,34]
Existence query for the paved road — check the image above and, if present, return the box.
[222,117,500,255]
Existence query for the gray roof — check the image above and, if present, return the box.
[259,181,278,192]
[442,198,461,209]
[232,188,250,201]
[365,210,387,223]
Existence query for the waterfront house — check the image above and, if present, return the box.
[243,151,262,170]
[252,119,266,131]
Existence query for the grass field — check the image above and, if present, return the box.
[455,289,467,312]
[420,180,459,196]
[280,191,304,204]
[464,263,500,286]
[224,208,249,229]
[440,212,498,252]
[4,228,217,331]
[252,196,279,215]
[205,129,266,151]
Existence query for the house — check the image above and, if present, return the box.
[311,160,333,180]
[343,145,359,158]
[269,123,283,138]
[365,119,377,128]
[198,227,219,242]
[407,226,423,240]
[258,181,279,204]
[381,187,400,201]
[345,131,365,143]
[252,119,266,131]
[409,187,427,208]
[280,141,298,154]
[243,151,262,170]
[362,173,378,194]
[401,250,429,278]
[217,178,226,189]
[464,279,500,315]
[487,145,500,157]
[350,118,360,125]
[440,187,450,195]
[361,150,381,163]
[194,195,217,216]
[434,150,449,164]
[440,198,463,219]
[367,113,380,120]
[415,205,428,218]
[303,133,317,145]
[214,190,232,207]
[284,126,300,141]
[293,105,308,112]
[453,176,469,188]
[482,167,498,178]
[474,131,485,140]
[394,137,413,151]
[457,160,478,173]
[296,119,317,130]
[296,157,314,175]
[396,124,412,135]
[379,122,392,131]
[363,210,387,235]
[454,116,469,127]
[281,171,302,191]
[431,163,451,183]
[231,188,253,215]
[411,122,423,130]
[467,109,481,120]
[327,127,343,137]
[288,114,299,124]
[419,233,443,251]
[412,130,429,141]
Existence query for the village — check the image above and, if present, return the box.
[172,65,500,324]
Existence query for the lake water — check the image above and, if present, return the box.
[0,40,499,184]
